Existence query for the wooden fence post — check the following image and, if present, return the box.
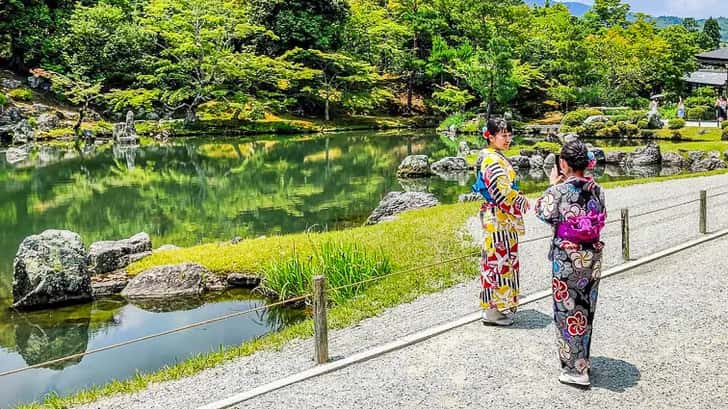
[699,190,707,234]
[621,208,630,261]
[312,275,329,364]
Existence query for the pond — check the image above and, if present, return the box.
[0,129,671,407]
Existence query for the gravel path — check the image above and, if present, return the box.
[240,235,728,409]
[74,173,728,409]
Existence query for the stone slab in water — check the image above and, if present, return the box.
[366,191,439,225]
[88,232,152,275]
[12,229,92,309]
[91,270,130,297]
[227,273,261,288]
[121,263,207,299]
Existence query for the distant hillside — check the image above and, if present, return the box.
[653,16,728,42]
[523,0,591,17]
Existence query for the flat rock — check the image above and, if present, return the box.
[121,263,208,299]
[227,273,261,288]
[88,232,152,275]
[366,191,439,225]
[91,270,130,297]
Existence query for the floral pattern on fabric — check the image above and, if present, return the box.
[478,149,529,311]
[535,176,606,375]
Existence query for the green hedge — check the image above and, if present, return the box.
[561,108,604,126]
[668,118,685,130]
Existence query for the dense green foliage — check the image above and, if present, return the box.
[0,0,719,122]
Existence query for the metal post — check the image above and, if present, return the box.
[699,190,707,234]
[312,275,329,364]
[621,208,630,261]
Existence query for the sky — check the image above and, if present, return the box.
[558,0,728,18]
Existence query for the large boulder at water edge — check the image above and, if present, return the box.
[121,263,208,299]
[87,232,152,275]
[396,155,431,177]
[627,143,661,166]
[690,151,728,172]
[366,191,439,225]
[605,151,628,165]
[508,155,531,169]
[661,152,686,168]
[12,230,92,309]
[430,157,468,173]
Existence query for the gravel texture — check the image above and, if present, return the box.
[237,212,728,409]
[74,173,728,409]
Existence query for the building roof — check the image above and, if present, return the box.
[696,48,728,65]
[684,70,728,86]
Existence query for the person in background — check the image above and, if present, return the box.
[677,97,685,119]
[472,118,529,326]
[534,140,606,387]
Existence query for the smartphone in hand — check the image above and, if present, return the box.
[554,154,563,175]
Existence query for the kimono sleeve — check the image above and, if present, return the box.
[481,155,529,214]
[535,184,563,226]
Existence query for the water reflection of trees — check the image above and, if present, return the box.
[0,132,429,305]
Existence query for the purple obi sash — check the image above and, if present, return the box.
[556,211,606,244]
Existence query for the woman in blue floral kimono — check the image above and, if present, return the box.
[535,140,606,387]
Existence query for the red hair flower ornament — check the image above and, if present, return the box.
[587,151,596,170]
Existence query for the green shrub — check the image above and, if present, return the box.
[0,93,7,107]
[668,118,686,129]
[261,241,392,305]
[609,114,629,123]
[616,121,639,136]
[685,96,714,108]
[561,108,603,126]
[8,88,33,101]
[624,96,649,109]
[438,111,470,131]
[595,125,621,138]
[687,106,711,121]
[721,121,728,130]
[625,110,648,124]
[637,119,648,129]
[580,121,607,138]
[695,86,717,98]
[722,129,728,140]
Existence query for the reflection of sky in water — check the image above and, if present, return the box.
[0,296,301,408]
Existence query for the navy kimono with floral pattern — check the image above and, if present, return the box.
[535,176,606,376]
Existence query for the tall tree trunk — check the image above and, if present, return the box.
[325,98,330,122]
[406,71,414,114]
